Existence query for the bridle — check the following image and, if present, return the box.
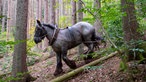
[40,24,60,46]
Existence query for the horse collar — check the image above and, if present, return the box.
[49,28,60,46]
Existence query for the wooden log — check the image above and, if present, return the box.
[50,51,121,82]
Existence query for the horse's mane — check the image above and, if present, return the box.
[43,24,55,29]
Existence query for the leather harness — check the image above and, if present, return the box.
[48,26,84,46]
[49,28,60,45]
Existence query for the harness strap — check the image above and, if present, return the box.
[49,29,60,45]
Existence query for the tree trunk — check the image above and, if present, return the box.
[121,0,141,43]
[121,0,142,60]
[77,0,84,56]
[142,18,146,40]
[56,0,59,25]
[71,0,77,25]
[50,0,56,25]
[94,0,102,36]
[42,0,49,51]
[1,0,7,32]
[49,0,56,56]
[11,0,16,28]
[27,0,31,38]
[6,0,11,41]
[0,0,2,18]
[11,0,30,82]
[36,0,43,50]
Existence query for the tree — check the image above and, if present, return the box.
[121,0,140,43]
[71,0,77,25]
[6,0,11,41]
[11,0,30,82]
[93,0,102,35]
[50,0,56,25]
[121,0,142,60]
[50,0,56,56]
[0,0,2,18]
[77,0,84,56]
[56,0,59,25]
[42,0,49,50]
[1,0,7,32]
[36,0,43,49]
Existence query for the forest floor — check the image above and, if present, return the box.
[29,53,121,82]
[0,48,146,82]
[29,50,146,82]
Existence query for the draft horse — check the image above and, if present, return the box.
[34,20,104,76]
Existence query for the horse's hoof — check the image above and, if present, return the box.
[70,60,77,69]
[54,68,63,76]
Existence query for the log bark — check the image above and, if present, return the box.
[50,51,121,82]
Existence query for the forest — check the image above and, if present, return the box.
[0,0,146,82]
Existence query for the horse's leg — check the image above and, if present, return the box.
[83,43,94,61]
[84,43,94,54]
[62,51,77,69]
[54,52,63,76]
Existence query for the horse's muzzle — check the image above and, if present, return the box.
[34,37,42,44]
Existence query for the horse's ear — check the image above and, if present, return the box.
[36,20,42,27]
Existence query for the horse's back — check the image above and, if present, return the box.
[71,22,95,35]
[72,22,93,28]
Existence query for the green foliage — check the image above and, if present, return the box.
[120,61,128,72]
[59,16,71,28]
[27,39,35,54]
[136,0,146,18]
[100,1,124,46]
[84,65,103,70]
[0,76,20,82]
[27,56,38,66]
[0,72,30,82]
[128,40,145,53]
[81,0,124,47]
[47,61,53,66]
[1,56,12,72]
[135,0,146,35]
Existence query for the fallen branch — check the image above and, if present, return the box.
[50,51,121,82]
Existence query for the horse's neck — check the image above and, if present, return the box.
[45,27,54,41]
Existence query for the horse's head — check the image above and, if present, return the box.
[34,20,47,44]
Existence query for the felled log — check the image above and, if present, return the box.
[50,51,120,82]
